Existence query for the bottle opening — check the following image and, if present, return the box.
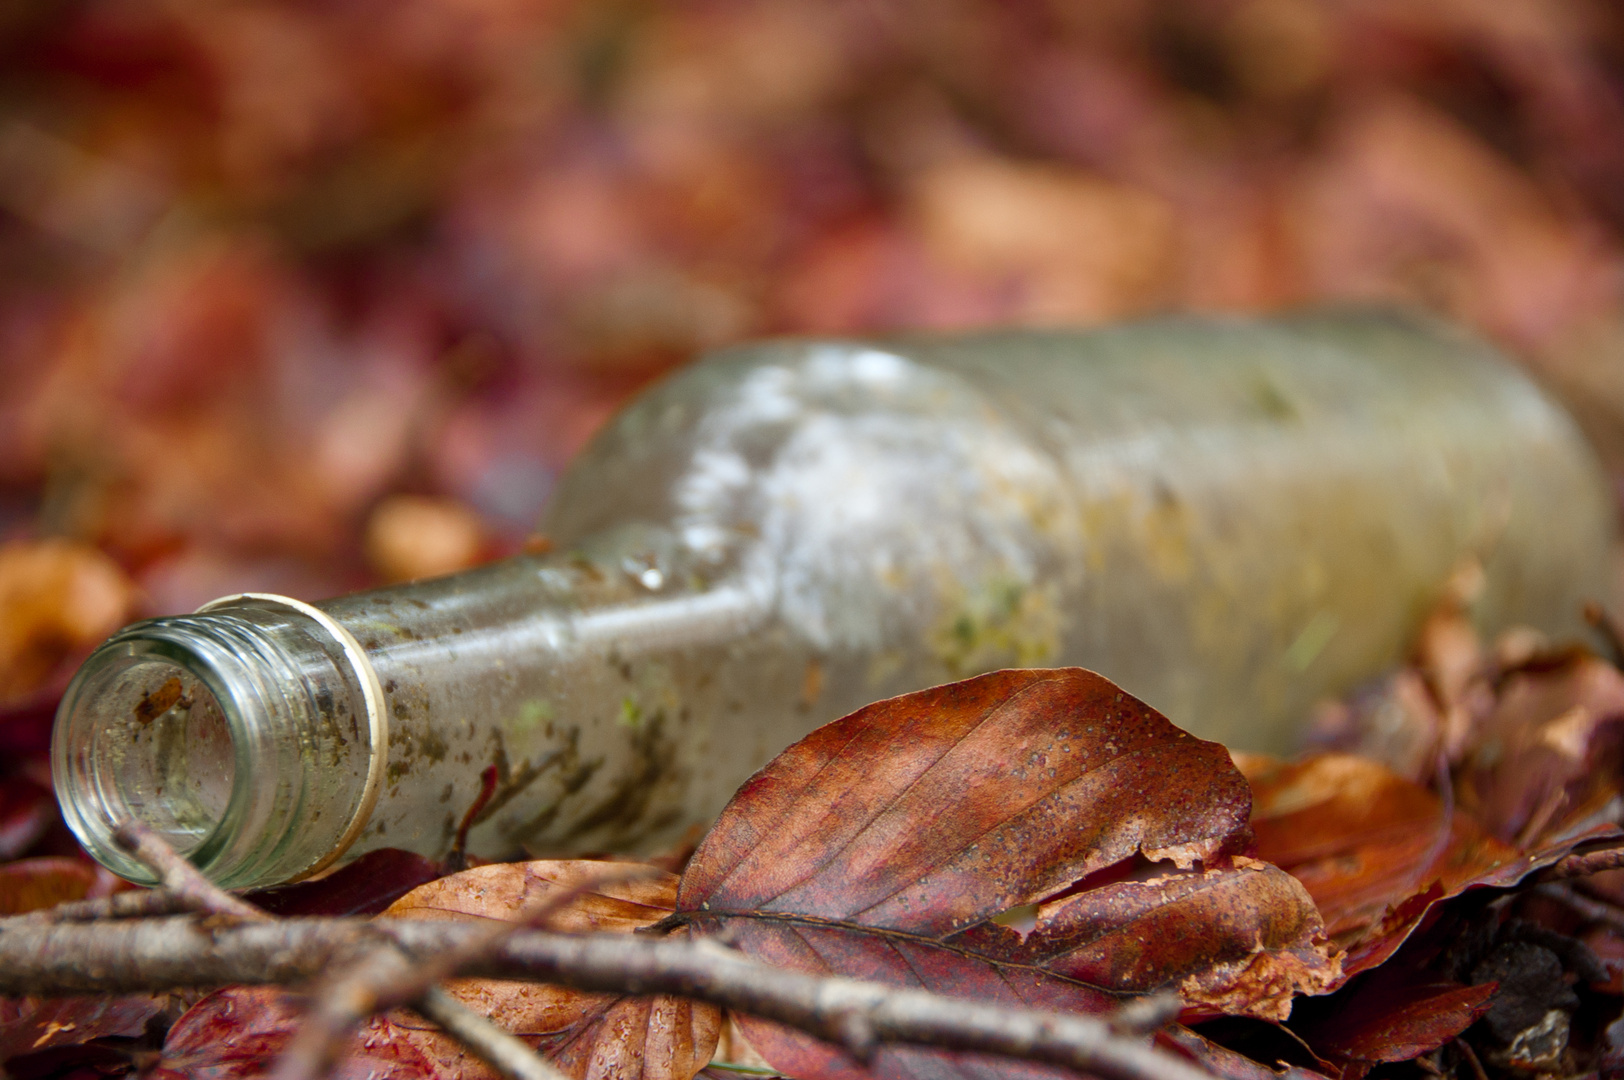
[56,597,386,888]
[55,648,239,881]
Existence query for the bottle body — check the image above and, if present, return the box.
[54,310,1619,887]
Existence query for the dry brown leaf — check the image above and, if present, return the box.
[675,668,1338,1080]
[383,860,720,1080]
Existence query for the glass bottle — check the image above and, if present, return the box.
[53,309,1619,888]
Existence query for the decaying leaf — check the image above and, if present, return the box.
[675,667,1338,1080]
[0,539,134,706]
[1456,650,1624,850]
[1291,974,1496,1067]
[1004,858,1335,1019]
[383,860,721,1080]
[154,987,442,1080]
[0,992,179,1080]
[0,857,122,916]
[1243,754,1526,948]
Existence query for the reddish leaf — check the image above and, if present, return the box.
[154,987,440,1080]
[0,996,170,1062]
[680,670,1254,930]
[1292,977,1495,1065]
[1456,651,1624,849]
[677,668,1337,1080]
[246,848,446,917]
[383,860,720,1080]
[1242,754,1550,975]
[1003,859,1336,1019]
[0,858,122,916]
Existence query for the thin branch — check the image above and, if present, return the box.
[274,865,663,1080]
[415,988,574,1080]
[21,888,201,923]
[272,945,413,1080]
[1109,993,1182,1035]
[1533,839,1624,881]
[112,820,270,922]
[1530,882,1624,931]
[0,916,1212,1080]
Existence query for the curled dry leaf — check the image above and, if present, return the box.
[999,858,1335,1020]
[1456,650,1624,850]
[382,860,721,1080]
[1241,751,1620,984]
[675,668,1339,1080]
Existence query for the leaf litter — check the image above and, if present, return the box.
[9,601,1624,1080]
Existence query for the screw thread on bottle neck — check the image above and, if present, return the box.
[53,595,384,888]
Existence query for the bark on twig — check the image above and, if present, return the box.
[1534,839,1624,881]
[110,822,570,1080]
[111,821,270,922]
[22,888,201,923]
[0,916,1208,1080]
[1531,883,1624,931]
[273,866,664,1080]
[414,988,574,1080]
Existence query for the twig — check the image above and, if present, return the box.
[112,820,270,922]
[415,987,573,1080]
[1454,1037,1489,1080]
[1109,993,1182,1035]
[1533,839,1624,881]
[385,863,665,1010]
[275,865,663,1080]
[114,821,574,1080]
[0,916,1213,1080]
[1531,882,1624,931]
[272,946,413,1080]
[23,888,201,923]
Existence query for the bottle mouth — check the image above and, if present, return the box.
[53,594,388,889]
[53,642,244,884]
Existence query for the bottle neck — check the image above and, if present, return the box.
[52,594,385,887]
[54,544,774,887]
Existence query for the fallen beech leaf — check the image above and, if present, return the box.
[677,667,1337,1080]
[247,848,446,917]
[1241,753,1613,981]
[0,994,172,1063]
[1244,754,1522,944]
[1457,650,1624,850]
[383,860,720,1080]
[1291,976,1495,1065]
[1004,859,1335,1019]
[154,986,441,1080]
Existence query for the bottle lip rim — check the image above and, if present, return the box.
[53,595,389,888]
[196,593,390,881]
